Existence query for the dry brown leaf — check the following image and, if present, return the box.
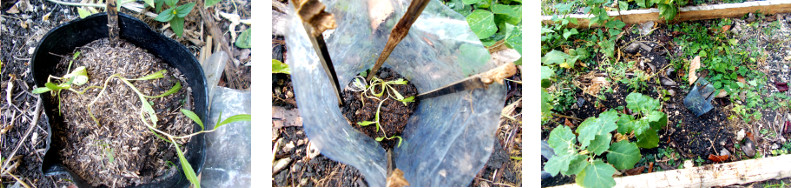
[708,154,729,163]
[688,56,701,85]
[583,77,610,96]
[564,118,573,127]
[614,132,629,142]
[386,169,410,187]
[624,166,645,175]
[737,75,746,85]
[647,162,654,173]
[722,25,731,33]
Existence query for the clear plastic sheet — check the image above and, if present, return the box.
[285,0,506,186]
[199,87,251,187]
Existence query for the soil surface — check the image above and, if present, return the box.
[542,12,791,187]
[47,39,194,186]
[341,68,419,150]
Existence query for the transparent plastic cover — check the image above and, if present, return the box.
[285,0,506,186]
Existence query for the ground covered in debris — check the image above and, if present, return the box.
[541,7,791,187]
[1,0,251,186]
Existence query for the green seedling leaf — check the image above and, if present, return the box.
[173,141,200,188]
[45,82,67,91]
[205,0,222,8]
[170,17,186,37]
[180,109,204,130]
[357,121,376,126]
[391,88,405,100]
[155,7,176,22]
[576,160,617,188]
[395,136,403,147]
[462,0,481,5]
[388,78,407,85]
[375,137,384,141]
[155,0,165,12]
[647,111,667,130]
[215,114,251,130]
[272,59,290,74]
[78,8,92,19]
[32,87,52,94]
[576,110,618,148]
[607,141,641,170]
[399,96,415,106]
[107,148,115,163]
[143,0,155,9]
[235,28,252,49]
[353,78,366,89]
[466,10,497,39]
[541,89,553,120]
[147,82,181,98]
[132,70,167,81]
[64,66,89,86]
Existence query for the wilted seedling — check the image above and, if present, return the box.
[33,52,103,114]
[351,75,416,147]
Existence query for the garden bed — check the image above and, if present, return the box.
[542,1,791,187]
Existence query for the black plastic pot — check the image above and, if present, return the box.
[30,13,207,188]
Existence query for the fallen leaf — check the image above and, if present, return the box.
[708,154,729,162]
[722,25,731,32]
[746,132,755,141]
[776,82,788,92]
[614,132,629,142]
[564,118,573,127]
[386,169,410,187]
[624,166,646,175]
[688,56,701,85]
[583,77,610,96]
[737,76,745,85]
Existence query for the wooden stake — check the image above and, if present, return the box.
[367,0,431,81]
[106,0,119,46]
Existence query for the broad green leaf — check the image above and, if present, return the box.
[563,154,588,175]
[563,28,579,39]
[541,66,554,88]
[541,89,553,120]
[147,82,181,98]
[587,134,612,156]
[616,114,635,134]
[32,87,52,94]
[547,125,577,155]
[491,4,520,19]
[545,152,582,176]
[619,1,629,11]
[576,110,618,148]
[505,25,521,54]
[576,160,616,188]
[647,111,667,130]
[658,4,678,21]
[636,128,659,148]
[215,114,251,129]
[170,17,185,37]
[155,0,165,12]
[466,10,497,39]
[176,2,196,18]
[542,50,571,66]
[632,119,651,136]
[605,20,626,29]
[173,142,200,188]
[180,109,204,130]
[78,8,92,19]
[165,0,177,7]
[273,59,290,74]
[636,0,647,7]
[606,141,641,170]
[235,28,252,49]
[132,70,166,81]
[462,0,481,5]
[358,121,376,126]
[155,7,176,22]
[205,0,222,8]
[626,92,659,114]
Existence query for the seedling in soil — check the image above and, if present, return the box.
[32,52,101,114]
[350,75,414,147]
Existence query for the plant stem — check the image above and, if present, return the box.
[106,0,119,46]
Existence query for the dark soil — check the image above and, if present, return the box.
[49,38,194,187]
[340,68,419,150]
[273,126,364,187]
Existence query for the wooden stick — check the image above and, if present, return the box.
[367,0,431,81]
[106,0,119,46]
[550,154,791,188]
[542,0,791,28]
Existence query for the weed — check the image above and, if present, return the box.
[153,0,196,37]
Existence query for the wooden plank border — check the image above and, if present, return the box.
[542,0,791,28]
[550,154,791,188]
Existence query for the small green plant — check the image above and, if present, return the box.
[153,0,196,37]
[32,52,103,114]
[272,59,290,74]
[545,110,641,188]
[616,93,667,149]
[445,0,522,53]
[349,75,416,147]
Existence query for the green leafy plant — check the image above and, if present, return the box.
[616,93,667,149]
[350,75,416,147]
[445,0,522,53]
[235,28,252,49]
[32,52,103,114]
[545,110,641,188]
[154,0,196,37]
